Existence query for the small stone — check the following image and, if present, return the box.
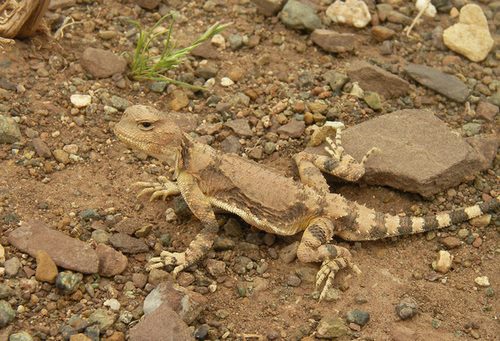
[346,309,370,326]
[63,144,79,155]
[169,90,189,111]
[136,0,160,10]
[0,244,4,264]
[88,308,116,331]
[286,274,302,287]
[474,276,490,287]
[225,119,252,137]
[96,244,128,277]
[148,268,170,286]
[81,48,127,78]
[311,29,356,53]
[363,91,382,110]
[223,219,243,237]
[462,122,481,136]
[371,26,396,41]
[469,214,491,227]
[279,0,322,31]
[0,300,15,328]
[149,81,167,93]
[70,334,91,341]
[9,331,33,341]
[323,71,349,94]
[70,94,91,108]
[194,324,209,340]
[458,228,469,239]
[475,101,498,121]
[252,0,286,16]
[220,77,234,87]
[52,149,70,164]
[35,250,58,283]
[443,4,494,62]
[211,34,225,49]
[0,115,21,144]
[104,298,121,311]
[432,250,453,273]
[109,233,148,254]
[205,259,226,277]
[395,297,418,320]
[316,316,349,338]
[56,271,83,293]
[4,257,21,277]
[326,0,371,28]
[277,120,305,138]
[228,34,243,50]
[109,95,130,111]
[440,236,462,249]
[91,229,110,244]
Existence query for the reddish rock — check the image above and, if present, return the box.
[108,233,148,254]
[80,48,127,79]
[348,61,409,99]
[311,29,357,53]
[339,110,484,197]
[225,118,253,137]
[371,26,396,41]
[136,0,160,10]
[475,101,498,121]
[96,244,128,277]
[252,0,286,16]
[8,221,99,274]
[440,236,462,249]
[466,134,499,169]
[277,120,305,138]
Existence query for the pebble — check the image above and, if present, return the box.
[277,120,305,138]
[35,250,58,283]
[0,244,4,264]
[0,115,21,144]
[205,259,226,277]
[211,34,225,49]
[475,101,498,121]
[9,331,33,341]
[286,274,302,287]
[96,244,128,277]
[194,324,209,340]
[0,300,15,328]
[346,309,370,326]
[457,228,469,239]
[371,26,396,41]
[279,241,299,264]
[279,0,322,31]
[31,138,51,158]
[432,250,453,273]
[363,91,382,110]
[80,47,127,79]
[253,0,286,16]
[469,214,491,227]
[55,271,83,293]
[310,29,356,53]
[169,90,189,111]
[4,257,21,277]
[474,276,490,287]
[462,122,481,136]
[395,297,418,320]
[443,4,494,62]
[220,77,234,87]
[70,94,91,108]
[440,236,462,249]
[88,308,116,330]
[316,316,349,338]
[109,95,130,111]
[326,0,371,28]
[108,233,149,254]
[52,149,70,164]
[228,34,243,50]
[104,298,121,311]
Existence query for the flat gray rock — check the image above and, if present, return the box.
[311,29,357,53]
[8,221,99,274]
[108,233,149,254]
[405,64,470,102]
[348,61,409,99]
[339,110,483,197]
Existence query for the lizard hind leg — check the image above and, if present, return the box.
[297,217,360,301]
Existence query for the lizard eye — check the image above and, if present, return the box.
[138,121,154,131]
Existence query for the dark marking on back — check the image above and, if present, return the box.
[398,216,413,235]
[309,224,327,244]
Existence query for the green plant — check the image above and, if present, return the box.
[129,14,229,90]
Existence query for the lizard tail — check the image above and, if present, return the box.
[336,196,499,241]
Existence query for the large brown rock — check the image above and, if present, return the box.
[8,221,99,274]
[347,61,409,99]
[252,0,286,16]
[339,110,483,197]
[96,244,128,277]
[80,48,127,79]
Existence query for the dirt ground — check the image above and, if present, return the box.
[0,0,499,340]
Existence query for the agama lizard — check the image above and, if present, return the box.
[115,105,499,299]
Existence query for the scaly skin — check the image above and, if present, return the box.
[115,105,499,299]
[0,0,49,41]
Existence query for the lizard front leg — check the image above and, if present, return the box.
[149,171,219,277]
[294,122,379,186]
[134,175,180,201]
[297,217,361,301]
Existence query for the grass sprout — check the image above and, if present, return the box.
[129,14,229,90]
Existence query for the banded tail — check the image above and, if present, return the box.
[337,197,499,241]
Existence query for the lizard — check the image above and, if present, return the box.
[114,105,499,300]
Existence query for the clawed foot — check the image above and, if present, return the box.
[315,257,361,301]
[148,250,188,277]
[133,176,180,201]
[323,121,345,161]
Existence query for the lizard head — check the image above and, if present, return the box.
[114,105,184,168]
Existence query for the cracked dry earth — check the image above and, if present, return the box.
[0,0,499,340]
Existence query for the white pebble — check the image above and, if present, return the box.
[70,94,92,108]
[63,144,79,154]
[416,0,437,18]
[104,298,121,311]
[432,250,453,273]
[220,77,234,87]
[474,276,490,287]
[211,34,226,48]
[0,244,4,264]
